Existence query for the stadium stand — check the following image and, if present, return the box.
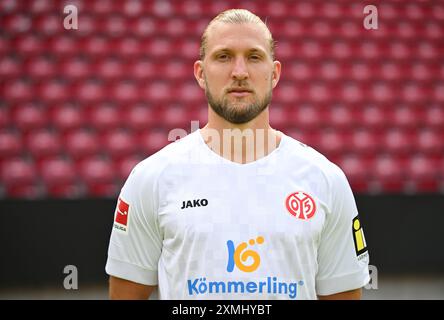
[0,0,443,197]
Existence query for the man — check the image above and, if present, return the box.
[105,9,370,300]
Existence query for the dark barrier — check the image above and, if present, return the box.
[0,195,443,288]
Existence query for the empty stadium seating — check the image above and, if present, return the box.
[0,0,443,198]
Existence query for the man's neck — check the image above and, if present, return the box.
[200,107,282,164]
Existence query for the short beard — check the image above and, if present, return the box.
[205,85,272,124]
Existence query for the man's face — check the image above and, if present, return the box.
[195,22,281,124]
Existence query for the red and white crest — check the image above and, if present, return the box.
[285,191,317,220]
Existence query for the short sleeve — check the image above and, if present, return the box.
[316,164,370,296]
[105,161,163,286]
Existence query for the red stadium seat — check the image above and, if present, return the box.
[415,129,443,156]
[76,14,98,38]
[49,35,79,57]
[138,129,171,156]
[352,128,382,155]
[390,105,421,128]
[381,128,413,155]
[96,58,126,81]
[91,0,118,15]
[163,60,189,81]
[162,105,191,130]
[357,105,388,130]
[405,155,439,192]
[317,129,351,157]
[0,130,22,159]
[111,81,140,105]
[11,102,47,132]
[39,80,69,104]
[129,16,156,38]
[125,104,156,132]
[39,157,81,198]
[116,154,144,182]
[13,35,43,56]
[178,39,200,61]
[3,79,34,103]
[291,2,316,19]
[115,37,142,59]
[120,0,144,18]
[50,104,84,132]
[269,105,288,130]
[129,58,157,81]
[379,62,402,81]
[326,104,354,130]
[424,106,444,128]
[340,82,366,104]
[25,56,56,80]
[86,103,121,131]
[0,55,22,78]
[78,157,118,197]
[178,82,204,104]
[410,62,433,81]
[0,0,18,13]
[60,57,91,80]
[188,107,207,127]
[0,108,10,129]
[1,158,40,198]
[30,0,54,14]
[146,38,174,59]
[288,61,313,81]
[101,129,137,160]
[25,129,63,161]
[433,82,444,102]
[141,81,171,103]
[372,155,406,193]
[177,1,205,18]
[64,129,101,160]
[81,36,110,58]
[336,154,372,193]
[289,104,322,130]
[100,15,128,39]
[34,13,59,36]
[75,80,106,103]
[274,83,302,105]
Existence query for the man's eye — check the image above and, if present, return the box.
[217,54,229,61]
[249,55,261,61]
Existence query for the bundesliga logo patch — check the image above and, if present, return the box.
[114,197,130,234]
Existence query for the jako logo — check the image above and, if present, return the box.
[226,236,264,273]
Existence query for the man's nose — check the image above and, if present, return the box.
[231,57,249,80]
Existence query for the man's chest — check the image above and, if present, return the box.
[156,168,328,250]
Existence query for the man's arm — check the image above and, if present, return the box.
[109,276,157,300]
[317,288,362,300]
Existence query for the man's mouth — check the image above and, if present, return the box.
[227,88,253,97]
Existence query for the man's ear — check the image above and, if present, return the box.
[271,60,281,89]
[194,60,206,89]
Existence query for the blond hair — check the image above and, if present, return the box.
[199,9,275,60]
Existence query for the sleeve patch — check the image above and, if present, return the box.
[352,215,368,258]
[114,197,130,234]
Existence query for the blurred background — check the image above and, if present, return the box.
[0,0,443,299]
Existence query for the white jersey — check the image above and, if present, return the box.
[105,129,370,299]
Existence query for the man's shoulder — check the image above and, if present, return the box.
[129,131,200,178]
[283,134,346,181]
